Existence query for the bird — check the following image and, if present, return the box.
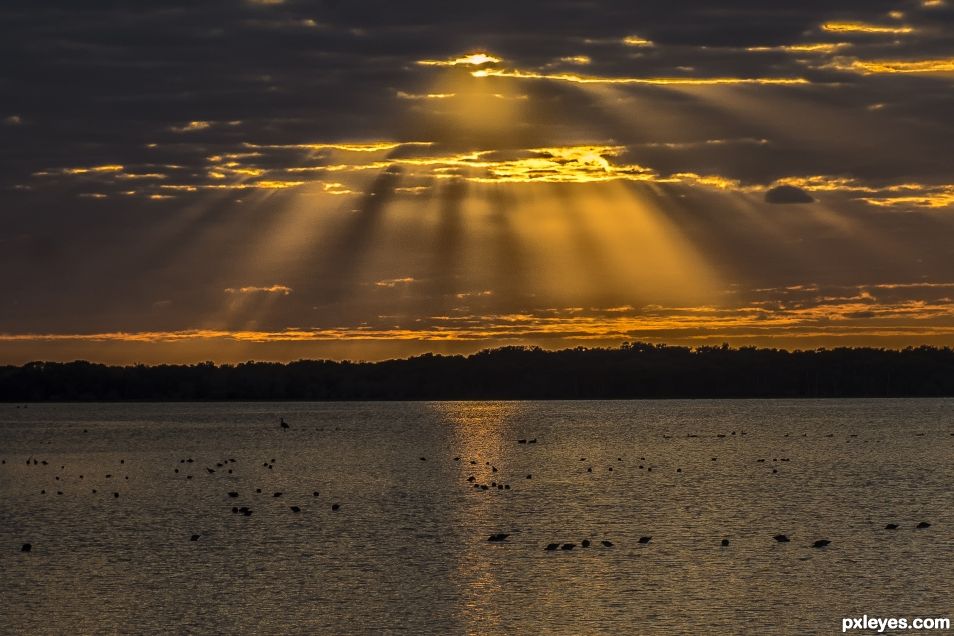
[518,439,527,444]
[488,533,509,542]
[581,539,591,548]
[638,536,652,544]
[331,503,340,511]
[601,540,613,547]
[884,523,899,530]
[313,491,320,497]
[561,543,575,550]
[773,534,790,543]
[528,439,537,444]
[917,521,931,529]
[812,539,831,548]
[721,539,730,547]
[280,418,289,430]
[290,506,301,513]
[273,492,282,497]
[190,534,200,541]
[228,492,239,498]
[21,543,32,552]
[545,543,560,551]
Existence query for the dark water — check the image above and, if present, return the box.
[1,400,952,635]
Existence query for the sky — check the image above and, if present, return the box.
[3,0,954,364]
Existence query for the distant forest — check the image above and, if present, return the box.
[4,343,954,401]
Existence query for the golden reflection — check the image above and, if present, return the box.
[430,401,525,635]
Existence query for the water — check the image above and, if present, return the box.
[1,400,952,635]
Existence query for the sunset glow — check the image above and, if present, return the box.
[4,1,954,363]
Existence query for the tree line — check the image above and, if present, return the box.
[2,343,954,401]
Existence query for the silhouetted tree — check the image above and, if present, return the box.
[2,344,954,401]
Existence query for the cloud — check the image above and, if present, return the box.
[417,53,501,67]
[765,185,816,204]
[622,36,654,47]
[395,91,455,100]
[375,277,416,288]
[169,120,241,133]
[832,57,954,74]
[3,115,22,126]
[470,66,808,86]
[820,21,915,35]
[224,285,293,295]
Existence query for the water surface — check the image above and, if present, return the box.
[1,400,952,634]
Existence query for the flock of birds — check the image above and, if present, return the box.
[8,414,943,556]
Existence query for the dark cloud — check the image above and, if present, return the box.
[764,184,815,203]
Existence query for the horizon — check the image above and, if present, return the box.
[6,341,954,369]
[4,1,954,363]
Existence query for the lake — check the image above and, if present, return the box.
[1,400,952,634]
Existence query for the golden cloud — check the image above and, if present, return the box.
[622,36,654,47]
[820,21,915,35]
[224,284,293,295]
[832,57,954,74]
[417,53,502,67]
[375,277,416,288]
[7,291,954,345]
[471,67,808,85]
[396,91,456,99]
